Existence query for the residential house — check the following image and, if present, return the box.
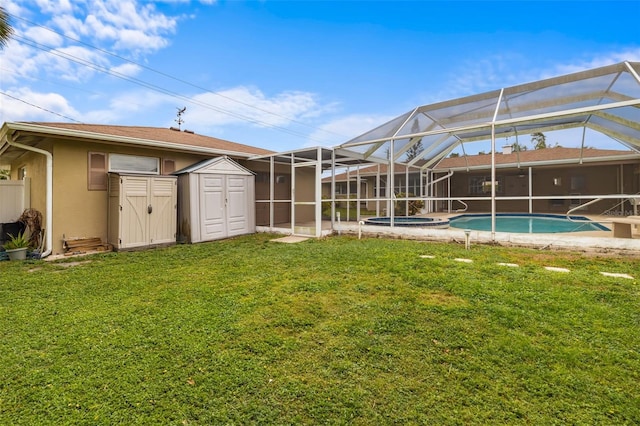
[323,147,640,217]
[0,122,274,255]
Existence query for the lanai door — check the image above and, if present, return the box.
[293,163,318,236]
[200,174,226,241]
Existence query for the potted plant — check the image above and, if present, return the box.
[3,231,30,260]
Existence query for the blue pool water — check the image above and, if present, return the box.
[449,213,609,233]
[366,216,449,228]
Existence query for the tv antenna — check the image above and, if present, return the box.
[175,107,186,130]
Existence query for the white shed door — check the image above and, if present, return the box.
[227,176,249,236]
[149,177,177,245]
[200,175,226,241]
[120,176,150,248]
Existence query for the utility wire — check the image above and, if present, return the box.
[0,91,82,123]
[9,13,348,142]
[12,33,332,142]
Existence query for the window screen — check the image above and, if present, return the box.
[109,154,159,174]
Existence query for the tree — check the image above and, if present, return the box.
[512,141,527,152]
[405,138,424,161]
[0,7,14,50]
[531,132,547,150]
[405,120,424,161]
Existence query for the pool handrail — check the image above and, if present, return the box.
[454,199,468,212]
[567,195,640,224]
[566,197,603,222]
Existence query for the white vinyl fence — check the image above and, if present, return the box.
[0,178,30,223]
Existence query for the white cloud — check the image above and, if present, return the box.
[113,28,170,51]
[22,25,64,47]
[186,86,326,128]
[83,0,177,51]
[432,54,531,102]
[0,39,39,84]
[547,49,640,77]
[422,49,640,106]
[0,88,80,122]
[107,89,173,114]
[50,14,85,39]
[109,62,142,77]
[4,1,25,15]
[46,45,110,81]
[33,0,75,15]
[306,113,395,148]
[0,0,186,89]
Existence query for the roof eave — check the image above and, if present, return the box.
[1,122,257,159]
[432,153,640,172]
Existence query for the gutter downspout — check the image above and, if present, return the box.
[6,134,53,258]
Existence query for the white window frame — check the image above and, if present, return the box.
[109,154,159,175]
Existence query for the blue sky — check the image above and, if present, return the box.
[1,0,639,153]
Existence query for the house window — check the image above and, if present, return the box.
[18,167,27,180]
[162,159,176,175]
[469,176,504,195]
[109,154,159,175]
[570,175,585,191]
[256,172,270,183]
[88,152,107,190]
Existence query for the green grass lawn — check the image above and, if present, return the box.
[1,234,639,424]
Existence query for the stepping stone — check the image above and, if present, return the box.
[544,266,570,273]
[454,258,473,263]
[497,262,519,267]
[270,236,309,243]
[600,272,634,280]
[419,255,436,259]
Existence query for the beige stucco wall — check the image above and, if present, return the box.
[53,139,216,254]
[9,137,215,255]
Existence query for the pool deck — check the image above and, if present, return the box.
[258,213,640,254]
[336,213,640,254]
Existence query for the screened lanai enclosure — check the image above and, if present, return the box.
[250,61,640,242]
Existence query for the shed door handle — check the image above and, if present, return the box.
[148,204,153,214]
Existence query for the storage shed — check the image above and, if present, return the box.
[175,156,256,243]
[108,173,177,250]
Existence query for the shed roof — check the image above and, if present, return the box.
[337,61,640,170]
[173,156,254,175]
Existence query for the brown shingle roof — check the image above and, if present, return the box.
[324,147,639,182]
[22,122,273,156]
[435,147,637,169]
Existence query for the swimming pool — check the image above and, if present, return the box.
[366,216,450,228]
[449,213,610,233]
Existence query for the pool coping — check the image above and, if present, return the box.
[338,220,640,254]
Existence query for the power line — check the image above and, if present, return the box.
[13,32,335,143]
[0,91,82,123]
[8,13,349,142]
